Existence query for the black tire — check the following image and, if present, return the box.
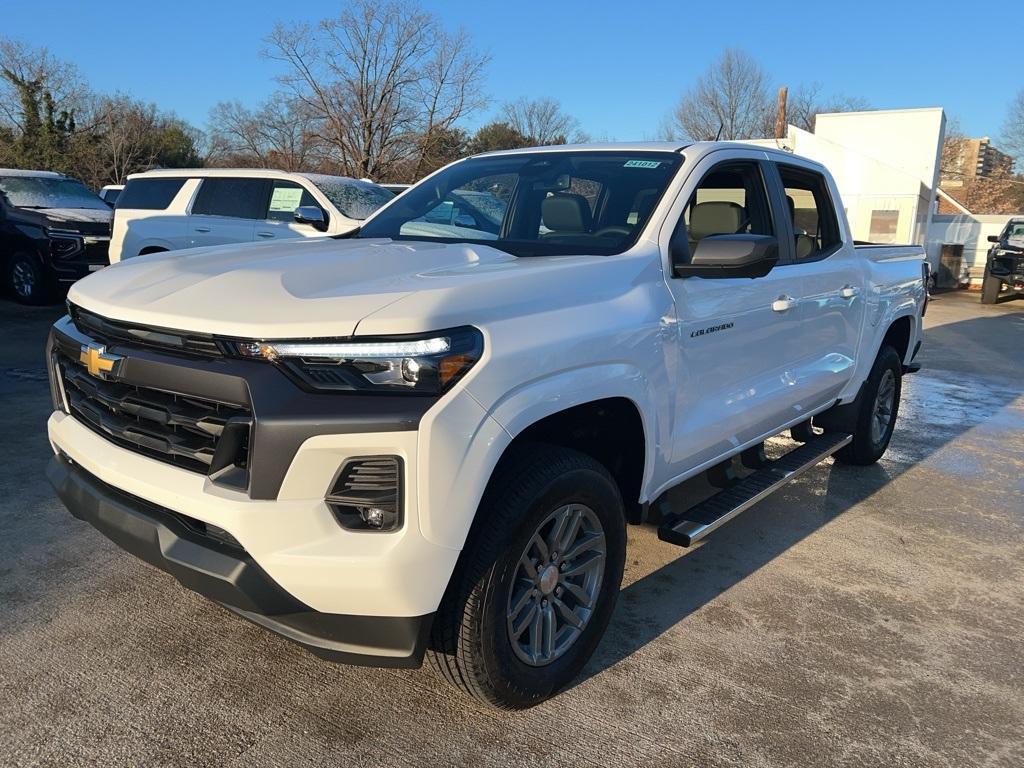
[833,345,902,466]
[428,444,626,709]
[6,252,49,305]
[981,269,1002,304]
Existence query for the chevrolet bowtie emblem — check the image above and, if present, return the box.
[79,343,121,378]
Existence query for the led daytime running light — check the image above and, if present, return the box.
[254,337,451,360]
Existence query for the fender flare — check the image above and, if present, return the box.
[418,364,660,550]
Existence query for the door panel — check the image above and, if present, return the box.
[670,270,802,468]
[772,162,865,409]
[188,215,255,248]
[661,151,805,470]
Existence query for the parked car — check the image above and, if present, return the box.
[109,169,395,263]
[98,184,124,207]
[982,217,1024,303]
[46,142,927,708]
[0,169,112,304]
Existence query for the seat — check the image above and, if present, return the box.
[688,201,744,252]
[786,194,817,259]
[541,193,592,237]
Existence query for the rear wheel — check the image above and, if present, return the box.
[981,268,1002,304]
[6,252,49,305]
[832,345,902,465]
[428,444,626,709]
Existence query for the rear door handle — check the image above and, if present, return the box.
[193,226,211,233]
[772,296,797,312]
[256,231,275,239]
[840,285,860,299]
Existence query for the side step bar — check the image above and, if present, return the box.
[657,432,852,547]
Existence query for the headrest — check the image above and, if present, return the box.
[690,201,743,240]
[542,193,592,232]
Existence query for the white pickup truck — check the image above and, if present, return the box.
[45,142,927,709]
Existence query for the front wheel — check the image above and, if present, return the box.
[981,269,1002,304]
[6,253,50,305]
[832,345,903,465]
[428,444,626,709]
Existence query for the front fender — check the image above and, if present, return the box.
[416,364,664,550]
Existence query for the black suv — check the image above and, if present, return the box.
[0,170,112,304]
[983,217,1024,304]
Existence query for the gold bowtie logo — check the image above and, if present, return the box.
[79,343,120,378]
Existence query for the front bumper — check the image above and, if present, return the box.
[48,453,433,667]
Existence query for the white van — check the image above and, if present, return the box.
[109,168,394,262]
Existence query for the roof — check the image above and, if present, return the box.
[126,167,366,184]
[473,141,688,158]
[0,168,66,178]
[467,140,827,170]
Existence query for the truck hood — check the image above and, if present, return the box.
[68,237,522,338]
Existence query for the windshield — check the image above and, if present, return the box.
[304,174,394,220]
[357,151,683,257]
[0,175,108,210]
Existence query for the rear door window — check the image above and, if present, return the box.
[776,164,841,259]
[191,178,268,219]
[117,178,187,210]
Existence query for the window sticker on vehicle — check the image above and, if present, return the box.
[269,187,303,212]
[623,160,662,169]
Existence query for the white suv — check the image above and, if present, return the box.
[109,168,394,263]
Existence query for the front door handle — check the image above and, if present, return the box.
[193,226,211,233]
[772,295,797,312]
[256,231,275,239]
[840,285,860,299]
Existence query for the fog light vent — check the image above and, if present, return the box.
[326,456,402,531]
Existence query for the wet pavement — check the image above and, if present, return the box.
[0,291,1021,767]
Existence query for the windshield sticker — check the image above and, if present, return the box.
[269,186,303,213]
[623,160,662,169]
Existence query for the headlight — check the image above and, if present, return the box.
[233,327,483,394]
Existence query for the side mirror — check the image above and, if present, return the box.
[672,234,779,279]
[294,206,328,232]
[987,235,999,243]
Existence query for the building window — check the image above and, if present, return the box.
[869,210,900,243]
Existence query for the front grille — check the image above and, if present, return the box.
[69,304,224,358]
[57,353,250,478]
[82,238,110,265]
[991,254,1024,277]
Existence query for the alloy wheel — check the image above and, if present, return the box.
[871,368,896,445]
[506,503,606,667]
[12,260,35,299]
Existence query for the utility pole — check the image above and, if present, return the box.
[775,86,788,139]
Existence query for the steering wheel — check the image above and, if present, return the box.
[593,226,633,239]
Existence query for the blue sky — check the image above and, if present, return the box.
[4,0,1018,142]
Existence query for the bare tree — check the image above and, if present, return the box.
[668,49,772,141]
[500,97,583,145]
[412,28,489,177]
[787,82,870,132]
[207,95,329,171]
[1001,88,1024,172]
[939,116,968,182]
[264,0,487,180]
